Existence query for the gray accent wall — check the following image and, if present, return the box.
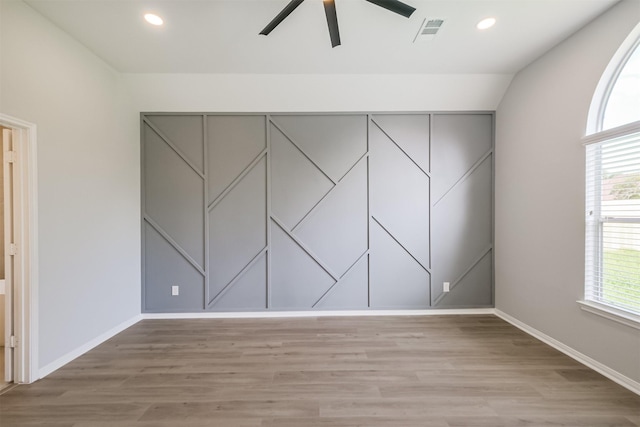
[142,113,494,312]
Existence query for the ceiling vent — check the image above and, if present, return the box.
[413,18,444,42]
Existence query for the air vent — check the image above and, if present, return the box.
[414,18,444,42]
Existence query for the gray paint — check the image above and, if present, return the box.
[369,220,431,308]
[144,223,205,311]
[370,117,431,269]
[431,114,493,203]
[270,124,334,229]
[371,114,430,173]
[431,114,494,307]
[207,115,266,202]
[208,157,267,305]
[143,122,205,268]
[146,115,205,173]
[142,112,493,312]
[315,256,369,309]
[271,115,367,182]
[210,254,267,311]
[295,159,368,277]
[271,221,336,309]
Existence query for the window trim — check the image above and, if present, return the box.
[580,119,640,328]
[578,300,640,331]
[582,120,640,147]
[596,36,640,131]
[582,23,640,328]
[586,23,640,135]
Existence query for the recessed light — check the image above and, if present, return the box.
[144,13,163,26]
[477,17,496,30]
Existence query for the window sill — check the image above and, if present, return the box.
[577,300,640,330]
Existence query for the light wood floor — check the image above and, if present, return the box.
[0,315,638,426]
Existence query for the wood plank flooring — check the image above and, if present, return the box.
[0,315,638,426]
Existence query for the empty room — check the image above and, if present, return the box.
[0,0,639,425]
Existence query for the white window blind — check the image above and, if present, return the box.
[585,127,640,315]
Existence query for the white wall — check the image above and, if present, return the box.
[496,0,640,384]
[0,0,141,371]
[124,73,512,112]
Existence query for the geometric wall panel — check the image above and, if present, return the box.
[208,157,267,303]
[431,114,493,308]
[271,115,367,182]
[435,251,492,308]
[146,115,204,173]
[315,256,369,309]
[144,223,204,312]
[295,159,368,277]
[270,222,336,309]
[142,112,493,312]
[143,122,205,268]
[209,254,267,311]
[371,114,430,173]
[431,114,493,203]
[207,115,266,202]
[270,124,334,229]
[370,119,430,269]
[369,221,431,308]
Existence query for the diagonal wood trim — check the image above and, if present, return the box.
[370,117,431,178]
[207,149,267,212]
[270,215,340,282]
[371,216,430,274]
[144,216,205,276]
[207,247,268,307]
[433,245,492,306]
[290,184,334,233]
[292,151,369,233]
[433,149,492,207]
[269,118,337,185]
[143,118,205,179]
[312,250,369,308]
[338,150,369,184]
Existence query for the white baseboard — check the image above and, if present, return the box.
[38,314,143,379]
[495,309,640,396]
[142,308,495,320]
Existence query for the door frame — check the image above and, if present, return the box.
[0,113,38,384]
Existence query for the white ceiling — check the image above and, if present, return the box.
[24,0,618,74]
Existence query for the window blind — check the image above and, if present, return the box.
[585,129,640,315]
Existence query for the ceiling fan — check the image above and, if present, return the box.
[260,0,416,48]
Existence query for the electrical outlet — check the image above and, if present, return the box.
[443,282,450,292]
[171,285,179,296]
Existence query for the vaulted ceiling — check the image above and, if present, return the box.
[24,0,618,74]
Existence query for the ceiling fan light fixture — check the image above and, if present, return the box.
[476,17,496,30]
[260,0,416,47]
[144,13,164,26]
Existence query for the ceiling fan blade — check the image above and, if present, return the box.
[323,0,341,48]
[260,0,305,35]
[364,0,416,18]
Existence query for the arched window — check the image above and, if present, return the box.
[582,26,640,327]
[602,39,640,130]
